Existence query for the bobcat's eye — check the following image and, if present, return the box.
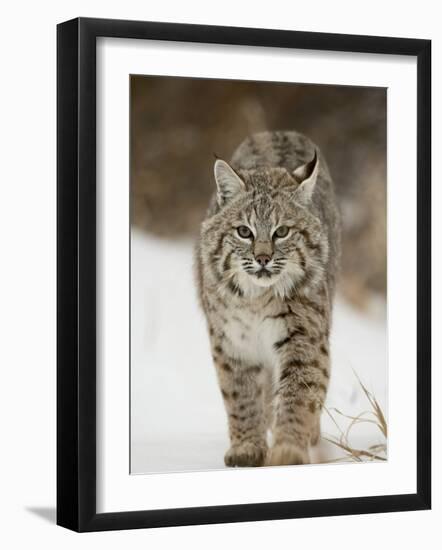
[274,226,290,239]
[237,225,253,239]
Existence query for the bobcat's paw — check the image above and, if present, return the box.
[266,442,310,466]
[224,441,267,467]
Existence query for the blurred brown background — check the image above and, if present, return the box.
[131,76,386,307]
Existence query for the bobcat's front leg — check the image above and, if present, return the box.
[213,349,268,467]
[267,326,330,466]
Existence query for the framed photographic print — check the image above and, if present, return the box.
[57,17,431,532]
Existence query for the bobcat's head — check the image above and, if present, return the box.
[200,153,328,300]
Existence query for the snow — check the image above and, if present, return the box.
[130,229,387,474]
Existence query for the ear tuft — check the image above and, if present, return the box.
[214,159,245,205]
[293,149,319,204]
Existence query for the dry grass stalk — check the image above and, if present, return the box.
[321,370,387,463]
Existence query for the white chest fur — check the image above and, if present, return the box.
[222,307,285,370]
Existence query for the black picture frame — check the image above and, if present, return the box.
[57,17,431,532]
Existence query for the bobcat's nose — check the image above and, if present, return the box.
[255,254,271,267]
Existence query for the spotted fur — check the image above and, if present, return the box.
[196,131,341,467]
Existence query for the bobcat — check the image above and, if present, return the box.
[196,131,341,467]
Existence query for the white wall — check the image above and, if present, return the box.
[0,1,439,548]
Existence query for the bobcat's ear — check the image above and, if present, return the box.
[293,150,319,204]
[214,159,245,205]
